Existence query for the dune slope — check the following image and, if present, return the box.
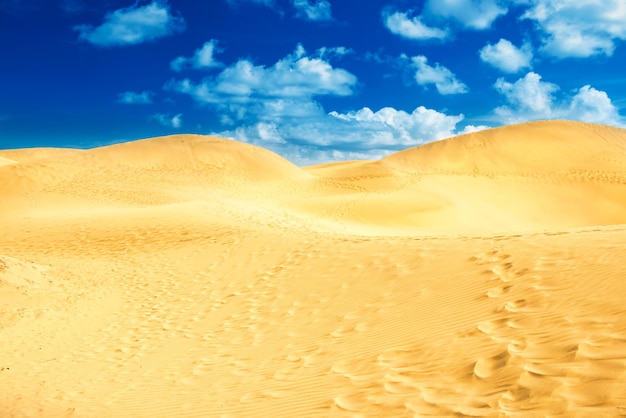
[1,121,625,417]
[296,121,626,233]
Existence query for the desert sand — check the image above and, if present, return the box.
[1,120,626,417]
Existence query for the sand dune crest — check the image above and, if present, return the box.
[383,120,626,175]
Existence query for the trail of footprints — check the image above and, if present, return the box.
[329,247,626,416]
[23,229,626,416]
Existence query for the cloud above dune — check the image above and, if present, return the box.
[494,72,625,126]
[425,0,508,30]
[383,0,508,42]
[224,104,466,149]
[383,11,448,40]
[166,43,479,162]
[214,103,482,165]
[151,113,182,128]
[327,106,466,146]
[521,0,626,58]
[494,72,557,118]
[411,55,468,95]
[567,85,625,126]
[167,44,356,106]
[75,1,185,47]
[479,39,533,73]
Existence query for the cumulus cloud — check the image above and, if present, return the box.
[167,44,479,164]
[327,106,465,147]
[167,44,357,107]
[568,85,624,126]
[293,0,332,21]
[521,0,626,58]
[151,113,182,128]
[383,11,448,40]
[75,1,185,47]
[216,105,468,164]
[411,55,468,95]
[425,0,508,30]
[171,40,223,72]
[479,39,533,73]
[494,72,625,126]
[118,90,154,104]
[494,72,558,119]
[384,0,508,41]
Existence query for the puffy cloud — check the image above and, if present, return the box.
[171,40,223,72]
[411,55,468,95]
[118,90,154,104]
[425,0,508,30]
[384,0,510,43]
[327,106,465,147]
[75,1,185,47]
[521,0,626,58]
[293,0,332,21]
[568,85,624,126]
[479,39,533,73]
[151,113,182,128]
[494,72,558,119]
[167,44,357,106]
[168,44,477,164]
[494,72,625,126]
[383,11,448,40]
[216,105,467,164]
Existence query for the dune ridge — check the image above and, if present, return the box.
[1,120,626,417]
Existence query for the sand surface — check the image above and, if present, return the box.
[1,120,626,417]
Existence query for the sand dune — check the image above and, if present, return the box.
[1,120,626,417]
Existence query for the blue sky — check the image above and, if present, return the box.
[1,0,626,164]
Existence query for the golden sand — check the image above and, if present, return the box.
[1,120,626,417]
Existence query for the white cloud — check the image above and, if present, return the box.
[171,40,223,72]
[568,85,624,126]
[494,72,558,119]
[522,0,626,58]
[293,0,332,21]
[494,72,625,126]
[151,113,182,128]
[168,44,477,164]
[118,90,154,104]
[216,105,467,165]
[316,46,353,60]
[327,106,465,147]
[167,44,357,106]
[479,39,533,73]
[425,0,508,30]
[383,11,448,40]
[75,1,185,47]
[411,55,468,95]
